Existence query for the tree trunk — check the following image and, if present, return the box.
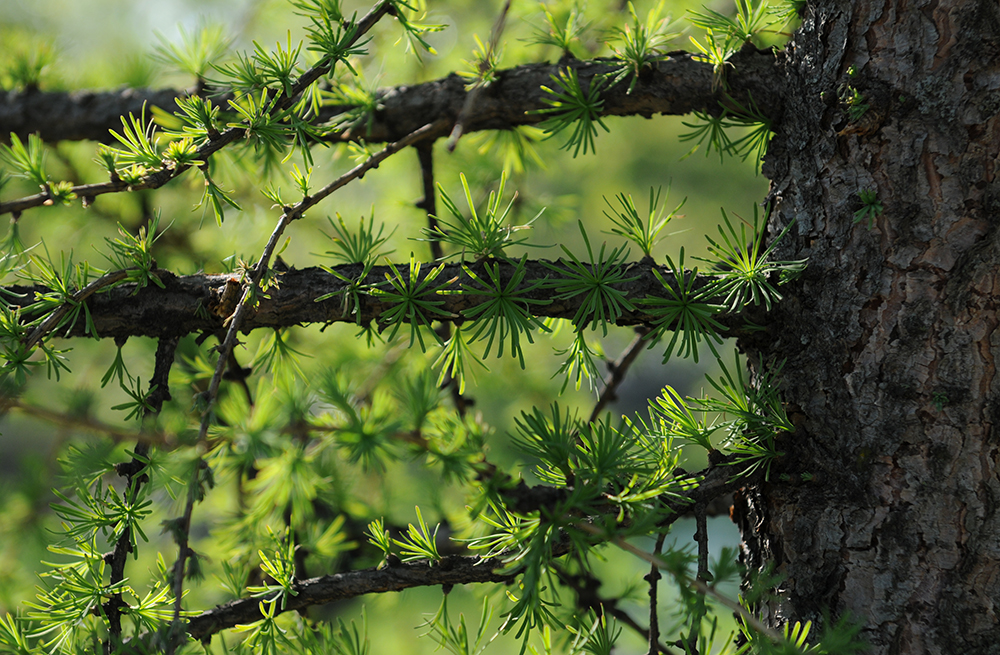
[740,0,1000,652]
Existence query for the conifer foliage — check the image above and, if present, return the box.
[0,1,863,654]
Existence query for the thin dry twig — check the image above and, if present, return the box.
[445,0,511,152]
[573,521,784,644]
[589,326,651,423]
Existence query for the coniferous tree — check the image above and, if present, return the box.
[1,0,996,654]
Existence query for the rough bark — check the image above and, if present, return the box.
[0,50,780,145]
[1,260,743,341]
[740,0,1000,652]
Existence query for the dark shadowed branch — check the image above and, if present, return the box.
[1,259,753,342]
[168,456,749,645]
[0,48,781,148]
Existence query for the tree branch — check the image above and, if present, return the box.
[0,48,781,147]
[105,336,177,652]
[1,259,755,342]
[589,326,651,423]
[172,455,750,645]
[0,0,396,218]
[183,555,519,642]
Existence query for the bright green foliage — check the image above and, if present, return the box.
[393,506,443,562]
[688,0,773,47]
[0,305,42,387]
[316,370,400,471]
[646,385,715,451]
[686,0,793,91]
[372,254,451,350]
[724,95,773,168]
[320,211,395,268]
[534,68,610,157]
[422,596,494,655]
[543,222,637,335]
[0,34,55,90]
[253,328,309,381]
[700,206,806,312]
[102,214,167,292]
[366,518,394,566]
[603,186,685,259]
[426,172,540,260]
[197,167,242,225]
[248,529,299,608]
[649,352,793,481]
[461,256,551,368]
[641,248,724,363]
[680,109,735,162]
[111,374,158,421]
[317,212,387,322]
[152,25,230,79]
[20,248,97,339]
[698,355,792,480]
[0,1,874,655]
[227,89,293,157]
[434,324,489,394]
[567,610,621,655]
[50,481,151,553]
[231,598,297,655]
[607,1,681,94]
[527,3,591,57]
[552,329,604,393]
[252,34,303,99]
[289,0,345,24]
[512,403,579,486]
[680,95,772,168]
[326,76,383,135]
[466,126,546,174]
[108,106,163,170]
[161,138,203,168]
[387,0,447,59]
[459,34,503,90]
[1,132,48,187]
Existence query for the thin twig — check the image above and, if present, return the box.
[554,563,678,655]
[687,503,710,653]
[166,121,446,651]
[0,397,170,444]
[104,336,178,653]
[589,326,651,423]
[647,532,667,655]
[572,521,784,644]
[0,1,395,218]
[195,120,442,442]
[445,0,510,152]
[166,460,208,655]
[414,141,473,414]
[21,268,132,350]
[415,143,443,261]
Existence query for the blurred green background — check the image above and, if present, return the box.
[0,0,768,652]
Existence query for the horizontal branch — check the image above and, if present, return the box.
[180,456,747,643]
[0,48,781,146]
[185,555,517,641]
[501,452,753,528]
[2,258,753,342]
[0,2,394,218]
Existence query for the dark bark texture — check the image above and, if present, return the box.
[1,260,743,341]
[741,0,1000,653]
[0,50,780,146]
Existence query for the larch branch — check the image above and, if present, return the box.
[0,47,781,146]
[1,259,756,342]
